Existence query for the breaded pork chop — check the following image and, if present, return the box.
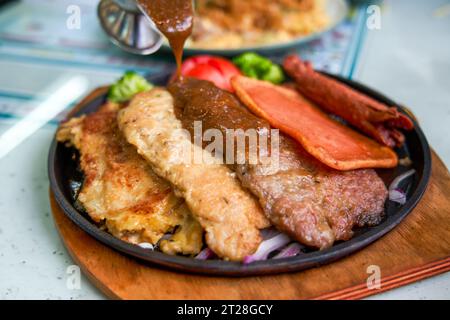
[56,102,203,255]
[118,89,264,261]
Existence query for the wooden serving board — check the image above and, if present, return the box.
[50,149,450,300]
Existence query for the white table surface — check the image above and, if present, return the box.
[0,0,449,299]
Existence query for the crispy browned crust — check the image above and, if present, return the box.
[118,89,265,261]
[56,102,203,255]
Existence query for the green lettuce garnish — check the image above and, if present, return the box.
[108,71,153,103]
[233,52,285,84]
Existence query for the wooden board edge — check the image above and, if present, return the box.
[314,258,450,300]
[50,189,450,300]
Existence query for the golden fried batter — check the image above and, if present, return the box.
[56,102,203,255]
[118,89,263,261]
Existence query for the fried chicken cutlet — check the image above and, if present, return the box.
[56,101,203,255]
[118,88,266,261]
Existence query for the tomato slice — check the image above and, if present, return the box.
[179,55,241,91]
[185,64,228,91]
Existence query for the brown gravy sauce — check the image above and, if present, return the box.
[138,0,194,76]
[169,78,272,163]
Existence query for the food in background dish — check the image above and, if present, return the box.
[56,102,203,255]
[188,0,330,49]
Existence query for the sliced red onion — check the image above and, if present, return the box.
[138,242,154,250]
[389,169,415,190]
[195,248,216,260]
[273,243,304,259]
[389,188,407,205]
[260,227,282,240]
[243,233,291,264]
[388,169,415,205]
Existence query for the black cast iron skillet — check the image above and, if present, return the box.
[48,71,431,276]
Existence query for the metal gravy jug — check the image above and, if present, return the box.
[97,0,163,55]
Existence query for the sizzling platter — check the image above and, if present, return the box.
[48,69,431,276]
[48,0,431,276]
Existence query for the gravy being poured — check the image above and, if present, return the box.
[138,0,194,76]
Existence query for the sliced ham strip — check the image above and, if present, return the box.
[231,75,398,171]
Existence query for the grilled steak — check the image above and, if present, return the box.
[169,78,388,249]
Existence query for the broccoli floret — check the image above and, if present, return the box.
[233,52,285,84]
[108,71,153,103]
[262,64,285,84]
